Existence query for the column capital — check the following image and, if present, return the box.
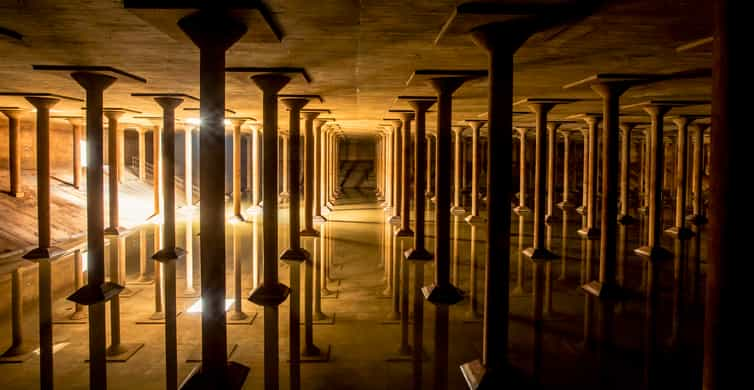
[451,124,466,135]
[0,107,23,120]
[465,119,486,131]
[25,96,60,110]
[281,97,309,112]
[251,73,290,95]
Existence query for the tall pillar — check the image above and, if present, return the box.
[688,123,709,225]
[301,111,320,236]
[65,70,119,390]
[396,112,414,236]
[230,118,247,221]
[666,117,694,239]
[513,127,531,215]
[152,124,161,216]
[184,128,194,207]
[634,104,673,262]
[465,120,486,224]
[313,119,328,222]
[247,125,262,214]
[557,130,572,210]
[138,129,147,181]
[389,120,403,225]
[104,110,125,234]
[426,134,435,198]
[177,11,250,387]
[280,132,289,201]
[577,128,589,215]
[382,127,394,210]
[576,115,601,239]
[704,1,743,387]
[248,73,291,390]
[451,125,466,215]
[65,117,84,189]
[117,124,125,183]
[1,109,23,197]
[618,122,638,224]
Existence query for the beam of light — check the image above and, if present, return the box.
[80,140,87,167]
[185,117,201,126]
[186,298,235,313]
[33,342,69,355]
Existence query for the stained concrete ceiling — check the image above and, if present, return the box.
[0,0,712,136]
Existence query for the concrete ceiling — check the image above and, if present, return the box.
[0,0,713,135]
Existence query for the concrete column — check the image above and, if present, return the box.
[578,128,589,215]
[557,131,572,210]
[513,127,531,215]
[451,125,466,215]
[382,128,393,210]
[301,111,320,236]
[618,123,637,224]
[138,129,146,181]
[247,125,262,214]
[184,129,193,207]
[23,97,61,260]
[67,118,84,189]
[117,124,125,184]
[280,132,289,201]
[635,105,672,262]
[248,73,292,390]
[245,133,252,192]
[688,124,708,225]
[522,103,556,261]
[313,119,327,222]
[426,134,435,198]
[389,120,403,225]
[667,117,693,239]
[177,11,249,387]
[152,125,161,216]
[577,116,601,239]
[104,110,124,235]
[230,119,246,221]
[397,112,414,236]
[1,109,23,197]
[465,120,486,224]
[69,71,117,390]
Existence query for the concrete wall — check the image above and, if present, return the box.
[0,117,76,174]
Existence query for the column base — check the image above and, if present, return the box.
[577,227,600,240]
[544,214,561,225]
[637,206,649,216]
[300,228,320,237]
[522,247,557,261]
[313,311,336,324]
[153,247,186,262]
[465,215,486,225]
[422,283,463,305]
[395,228,414,237]
[104,226,125,236]
[463,310,483,323]
[556,200,574,210]
[135,311,183,325]
[180,361,250,390]
[0,344,35,362]
[513,205,530,216]
[248,282,290,307]
[228,310,257,325]
[575,205,586,215]
[68,282,124,306]
[405,247,433,262]
[425,191,434,198]
[105,342,144,362]
[618,214,638,225]
[281,247,310,263]
[245,204,262,215]
[460,360,532,389]
[388,215,401,225]
[664,226,695,240]
[23,246,65,260]
[4,191,24,198]
[450,206,466,216]
[634,245,674,261]
[686,214,708,226]
[382,205,393,213]
[299,344,332,362]
[581,281,626,300]
[313,215,327,223]
[130,276,154,286]
[385,345,413,361]
[229,214,245,223]
[430,196,437,204]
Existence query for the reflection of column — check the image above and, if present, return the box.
[230,224,247,320]
[137,230,151,283]
[0,267,33,360]
[72,250,87,319]
[450,125,466,215]
[1,109,23,197]
[184,221,195,296]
